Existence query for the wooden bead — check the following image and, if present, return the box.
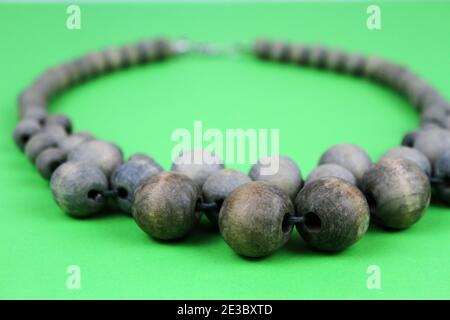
[111,160,163,214]
[13,118,42,150]
[318,144,371,184]
[50,161,108,218]
[219,181,295,258]
[249,155,302,200]
[68,140,123,178]
[380,146,431,176]
[295,177,369,251]
[35,147,67,180]
[202,169,251,225]
[133,172,201,240]
[413,128,450,164]
[306,164,356,185]
[171,149,224,187]
[361,158,431,229]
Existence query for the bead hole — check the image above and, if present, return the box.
[281,213,293,234]
[365,192,377,213]
[304,212,321,233]
[21,134,30,145]
[87,190,101,201]
[214,199,224,211]
[117,187,129,199]
[48,160,63,174]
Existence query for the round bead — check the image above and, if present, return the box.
[219,181,295,258]
[380,146,431,176]
[58,132,94,154]
[342,54,366,76]
[35,147,67,180]
[306,164,356,185]
[324,49,346,72]
[252,39,271,59]
[248,155,302,200]
[171,149,224,187]
[50,161,108,218]
[318,144,371,184]
[68,140,123,178]
[128,153,154,163]
[413,128,450,164]
[43,124,68,141]
[13,118,42,150]
[111,160,164,214]
[45,114,72,134]
[21,108,48,124]
[24,132,58,162]
[433,150,450,204]
[288,44,310,64]
[202,169,252,225]
[133,172,201,240]
[295,177,369,251]
[361,158,431,229]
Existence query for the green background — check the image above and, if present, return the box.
[1,1,450,299]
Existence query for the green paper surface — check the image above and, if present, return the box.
[0,1,449,299]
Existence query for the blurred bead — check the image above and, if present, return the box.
[154,38,174,59]
[307,46,326,68]
[58,132,94,154]
[289,44,310,65]
[45,114,72,134]
[295,177,369,251]
[343,54,366,76]
[171,149,224,187]
[413,128,450,164]
[133,172,201,240]
[102,47,124,71]
[43,124,68,141]
[120,44,141,67]
[13,118,42,150]
[128,152,154,163]
[253,39,271,59]
[249,155,302,200]
[324,49,346,72]
[136,40,159,62]
[24,132,58,162]
[318,144,371,184]
[202,169,251,225]
[361,158,430,229]
[50,161,108,218]
[380,146,431,176]
[35,147,67,180]
[111,160,164,214]
[363,56,386,80]
[18,89,46,109]
[85,51,108,75]
[306,164,356,185]
[268,41,290,61]
[219,181,294,258]
[21,108,48,125]
[68,140,123,178]
[433,150,450,204]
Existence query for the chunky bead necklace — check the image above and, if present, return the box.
[14,38,450,258]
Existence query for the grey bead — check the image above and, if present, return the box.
[342,54,366,76]
[288,44,310,64]
[133,172,201,240]
[128,152,154,163]
[307,46,326,68]
[295,177,369,251]
[18,89,46,109]
[35,147,67,180]
[171,149,224,187]
[219,181,294,258]
[13,118,42,150]
[136,40,159,62]
[42,124,68,141]
[85,51,108,75]
[306,164,356,185]
[318,144,371,184]
[24,132,58,162]
[324,49,346,72]
[111,160,164,214]
[413,128,450,164]
[50,161,108,218]
[57,132,94,154]
[202,169,252,225]
[102,47,124,71]
[21,108,48,124]
[68,140,123,178]
[434,150,450,204]
[45,114,72,134]
[249,155,302,200]
[361,158,431,229]
[252,39,271,59]
[268,41,290,61]
[363,57,388,81]
[120,44,141,67]
[380,146,431,176]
